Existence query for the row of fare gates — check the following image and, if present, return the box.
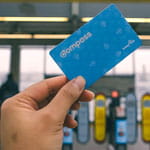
[62,91,150,150]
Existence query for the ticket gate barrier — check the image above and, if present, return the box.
[115,107,127,150]
[115,118,127,144]
[126,93,137,144]
[63,127,73,150]
[108,91,120,146]
[141,93,150,142]
[94,93,106,142]
[111,90,120,107]
[116,144,127,150]
[77,102,90,143]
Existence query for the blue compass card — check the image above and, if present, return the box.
[50,4,142,88]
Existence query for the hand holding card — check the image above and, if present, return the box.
[50,4,142,88]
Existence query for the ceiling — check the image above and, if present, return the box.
[0,2,150,45]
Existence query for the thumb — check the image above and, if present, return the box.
[44,76,85,120]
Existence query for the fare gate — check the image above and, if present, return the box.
[94,93,106,142]
[141,93,150,142]
[77,102,90,143]
[63,127,73,150]
[115,107,127,150]
[126,93,137,144]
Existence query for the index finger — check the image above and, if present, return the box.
[22,76,68,103]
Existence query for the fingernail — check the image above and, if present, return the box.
[87,90,95,99]
[72,76,86,91]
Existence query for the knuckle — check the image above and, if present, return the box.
[50,113,60,123]
[42,111,59,123]
[61,87,78,100]
[1,99,11,112]
[71,102,80,110]
[41,111,64,131]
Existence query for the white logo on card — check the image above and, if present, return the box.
[60,32,92,58]
[122,40,135,50]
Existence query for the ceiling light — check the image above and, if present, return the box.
[81,17,150,23]
[0,34,150,40]
[33,34,70,39]
[0,17,69,22]
[81,17,92,22]
[0,34,32,39]
[126,18,150,23]
[139,35,150,40]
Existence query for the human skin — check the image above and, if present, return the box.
[1,76,94,150]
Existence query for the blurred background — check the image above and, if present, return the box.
[0,1,150,150]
